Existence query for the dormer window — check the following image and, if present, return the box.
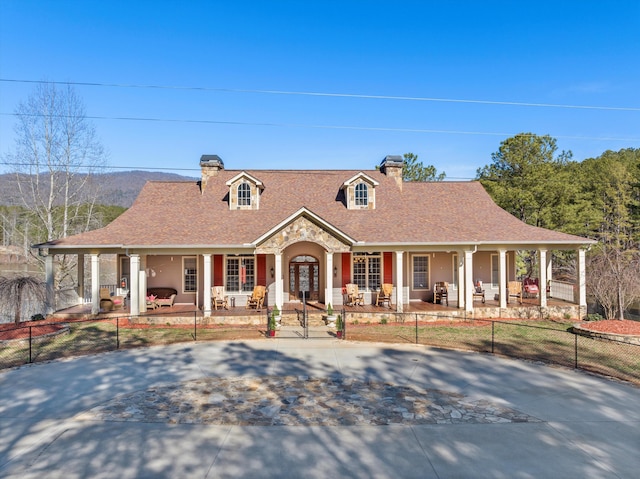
[342,172,379,210]
[355,183,368,206]
[238,182,251,206]
[226,172,264,210]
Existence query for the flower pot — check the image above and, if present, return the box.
[325,315,337,327]
[268,329,276,337]
[336,330,343,338]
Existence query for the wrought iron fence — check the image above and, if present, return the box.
[1,311,637,384]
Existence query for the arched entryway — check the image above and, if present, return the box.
[289,255,319,301]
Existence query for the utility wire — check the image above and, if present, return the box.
[2,78,639,112]
[1,112,637,142]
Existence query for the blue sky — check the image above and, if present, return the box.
[1,0,639,179]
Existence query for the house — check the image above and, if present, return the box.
[36,155,594,318]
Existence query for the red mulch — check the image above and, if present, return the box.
[578,319,640,335]
[0,323,66,340]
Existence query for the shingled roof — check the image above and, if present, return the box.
[41,168,590,250]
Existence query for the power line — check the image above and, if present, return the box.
[2,78,639,112]
[1,112,638,142]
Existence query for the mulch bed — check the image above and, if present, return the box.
[577,319,640,336]
[0,322,66,340]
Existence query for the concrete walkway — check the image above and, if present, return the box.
[1,339,638,478]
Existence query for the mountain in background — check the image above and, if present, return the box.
[0,170,197,208]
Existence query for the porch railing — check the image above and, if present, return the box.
[548,280,575,302]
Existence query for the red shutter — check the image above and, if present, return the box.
[257,254,267,285]
[341,253,351,287]
[383,252,393,284]
[213,255,224,286]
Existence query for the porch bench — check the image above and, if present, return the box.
[147,287,177,307]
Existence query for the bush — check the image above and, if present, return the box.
[585,313,603,321]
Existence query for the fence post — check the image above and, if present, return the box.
[116,317,120,349]
[491,321,495,354]
[574,333,578,369]
[29,326,32,363]
[415,313,418,344]
[194,310,197,341]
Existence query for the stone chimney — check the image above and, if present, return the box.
[200,155,224,190]
[380,155,404,189]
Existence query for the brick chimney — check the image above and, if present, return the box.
[380,155,404,189]
[200,155,224,190]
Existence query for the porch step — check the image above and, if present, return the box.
[280,312,328,327]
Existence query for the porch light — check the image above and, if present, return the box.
[270,267,274,278]
[38,247,49,257]
[334,266,337,277]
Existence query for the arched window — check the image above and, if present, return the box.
[238,183,251,206]
[355,182,368,206]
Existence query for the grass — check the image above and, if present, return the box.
[1,318,638,384]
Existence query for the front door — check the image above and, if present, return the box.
[289,256,319,301]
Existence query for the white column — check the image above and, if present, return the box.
[325,251,334,307]
[91,254,100,314]
[139,255,147,313]
[464,250,474,313]
[499,250,507,309]
[539,249,548,307]
[76,254,84,306]
[457,252,465,309]
[275,252,283,310]
[203,254,212,316]
[395,251,404,313]
[44,254,55,314]
[130,254,140,316]
[577,248,586,307]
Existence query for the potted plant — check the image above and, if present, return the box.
[272,305,282,329]
[268,311,277,337]
[335,314,343,338]
[325,303,337,326]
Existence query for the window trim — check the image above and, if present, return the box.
[352,252,381,291]
[182,256,198,294]
[225,255,256,293]
[411,254,430,291]
[237,182,251,207]
[354,182,368,207]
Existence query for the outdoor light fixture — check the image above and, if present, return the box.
[334,266,338,277]
[270,267,274,278]
[38,247,48,257]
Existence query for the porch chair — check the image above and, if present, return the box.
[376,283,393,307]
[345,283,364,306]
[99,287,124,311]
[473,280,486,303]
[211,286,229,310]
[246,285,266,311]
[523,278,539,299]
[433,281,449,306]
[507,281,523,303]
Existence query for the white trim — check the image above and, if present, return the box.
[411,254,430,291]
[225,171,264,188]
[341,172,380,188]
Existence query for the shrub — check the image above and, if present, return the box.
[585,313,603,321]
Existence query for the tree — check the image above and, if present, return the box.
[2,82,108,286]
[476,133,573,229]
[402,153,446,181]
[0,275,47,324]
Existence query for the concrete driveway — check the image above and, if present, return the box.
[1,339,638,478]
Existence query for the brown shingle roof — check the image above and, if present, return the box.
[44,169,590,249]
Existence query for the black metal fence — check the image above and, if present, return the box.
[1,312,637,384]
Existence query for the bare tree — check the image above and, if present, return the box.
[2,82,108,287]
[0,275,47,324]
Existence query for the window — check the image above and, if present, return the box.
[352,252,381,290]
[238,183,251,206]
[183,257,197,293]
[412,255,430,290]
[355,182,368,206]
[226,256,255,292]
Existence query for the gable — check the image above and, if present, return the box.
[225,172,264,210]
[341,172,379,210]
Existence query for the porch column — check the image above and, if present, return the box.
[464,250,474,313]
[325,251,334,307]
[139,255,148,313]
[275,252,283,310]
[203,254,212,316]
[44,253,55,314]
[91,254,100,315]
[130,254,140,316]
[538,249,548,307]
[395,251,404,313]
[577,248,587,308]
[499,250,507,309]
[457,252,465,309]
[76,254,85,306]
